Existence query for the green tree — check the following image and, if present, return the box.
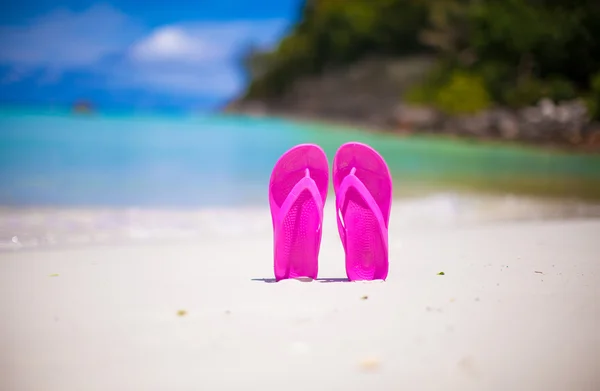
[244,0,429,99]
[241,0,600,111]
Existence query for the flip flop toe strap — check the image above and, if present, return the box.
[335,168,388,249]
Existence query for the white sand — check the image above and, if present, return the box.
[1,206,599,391]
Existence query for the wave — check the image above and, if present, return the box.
[1,192,599,252]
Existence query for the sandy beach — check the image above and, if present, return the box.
[1,201,599,391]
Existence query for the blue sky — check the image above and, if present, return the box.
[0,0,302,111]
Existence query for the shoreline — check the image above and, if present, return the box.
[222,109,600,154]
[2,193,600,253]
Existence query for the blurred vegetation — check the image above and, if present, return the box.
[241,0,600,118]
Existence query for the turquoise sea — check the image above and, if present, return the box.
[1,109,599,250]
[1,109,600,208]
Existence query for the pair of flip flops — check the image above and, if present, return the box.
[269,142,392,281]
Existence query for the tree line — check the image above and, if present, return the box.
[241,0,600,118]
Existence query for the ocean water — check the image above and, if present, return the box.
[1,109,600,250]
[0,111,306,207]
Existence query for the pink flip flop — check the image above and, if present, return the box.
[269,144,329,281]
[333,142,392,281]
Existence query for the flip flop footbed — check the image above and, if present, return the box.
[269,144,329,281]
[334,142,392,281]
